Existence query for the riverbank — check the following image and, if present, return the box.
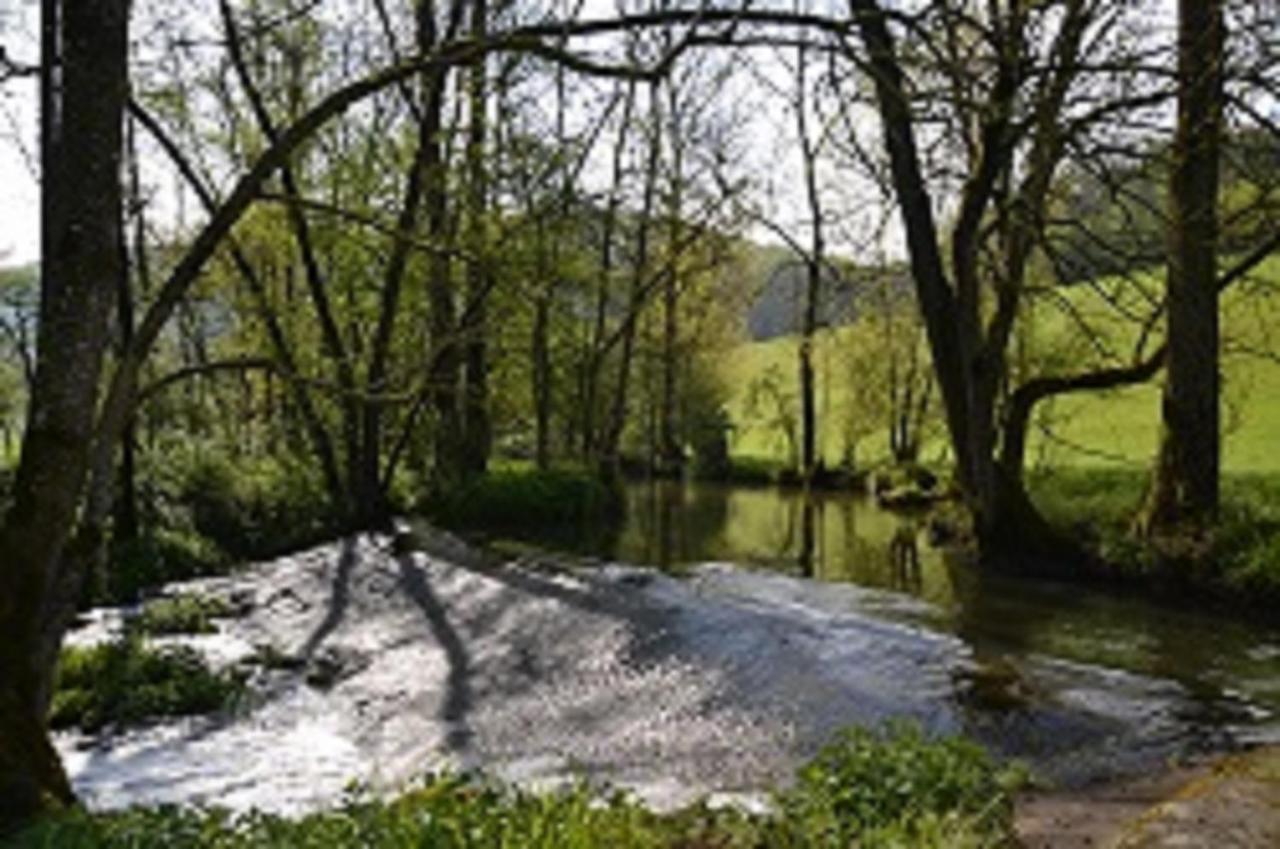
[1016,746,1280,848]
[1024,467,1280,615]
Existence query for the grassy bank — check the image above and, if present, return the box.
[1028,467,1280,598]
[12,723,1021,848]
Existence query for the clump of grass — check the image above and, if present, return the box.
[133,593,232,636]
[50,636,245,733]
[14,722,1021,848]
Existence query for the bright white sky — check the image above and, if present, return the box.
[0,0,876,268]
[0,0,1187,270]
[0,0,37,264]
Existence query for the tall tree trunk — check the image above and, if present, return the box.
[0,0,128,828]
[601,82,662,477]
[796,45,824,484]
[427,83,462,491]
[582,81,636,466]
[461,0,491,478]
[531,216,553,472]
[1142,0,1224,538]
[658,79,683,476]
[532,293,553,470]
[113,122,141,550]
[361,1,445,527]
[659,235,681,474]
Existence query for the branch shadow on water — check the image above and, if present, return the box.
[396,553,474,754]
[299,536,358,660]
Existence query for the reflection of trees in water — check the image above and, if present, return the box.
[622,479,730,568]
[888,524,922,593]
[796,496,824,578]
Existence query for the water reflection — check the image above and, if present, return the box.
[507,479,1280,737]
[607,483,960,611]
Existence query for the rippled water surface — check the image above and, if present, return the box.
[62,483,1280,814]
[506,479,1280,754]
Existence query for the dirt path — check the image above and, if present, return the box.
[1016,748,1280,848]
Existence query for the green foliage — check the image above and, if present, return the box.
[179,452,335,563]
[1029,467,1280,594]
[134,594,233,637]
[50,636,244,733]
[429,467,624,531]
[777,722,1020,848]
[0,465,12,515]
[12,724,1016,848]
[108,530,228,605]
[103,447,338,602]
[720,455,789,486]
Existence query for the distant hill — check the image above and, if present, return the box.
[742,248,912,341]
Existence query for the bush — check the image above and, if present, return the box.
[50,636,245,733]
[429,468,624,531]
[108,530,228,605]
[13,723,1019,848]
[134,593,232,636]
[720,455,786,486]
[180,453,335,563]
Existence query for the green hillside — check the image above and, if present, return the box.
[723,256,1280,474]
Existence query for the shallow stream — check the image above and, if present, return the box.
[61,481,1280,813]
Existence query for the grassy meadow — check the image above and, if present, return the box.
[722,256,1280,477]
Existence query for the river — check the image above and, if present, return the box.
[59,481,1280,813]
[493,479,1280,762]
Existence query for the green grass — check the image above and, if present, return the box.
[724,256,1280,475]
[133,593,233,636]
[50,636,245,733]
[11,722,1021,848]
[1028,466,1280,593]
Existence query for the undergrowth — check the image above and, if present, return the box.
[1028,466,1280,597]
[427,467,624,531]
[14,722,1021,847]
[133,593,233,636]
[50,636,244,733]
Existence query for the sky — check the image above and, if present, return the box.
[0,0,37,265]
[0,0,1192,271]
[0,0,875,270]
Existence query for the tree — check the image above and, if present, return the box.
[0,0,129,826]
[1141,0,1226,540]
[461,0,493,477]
[844,0,1100,560]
